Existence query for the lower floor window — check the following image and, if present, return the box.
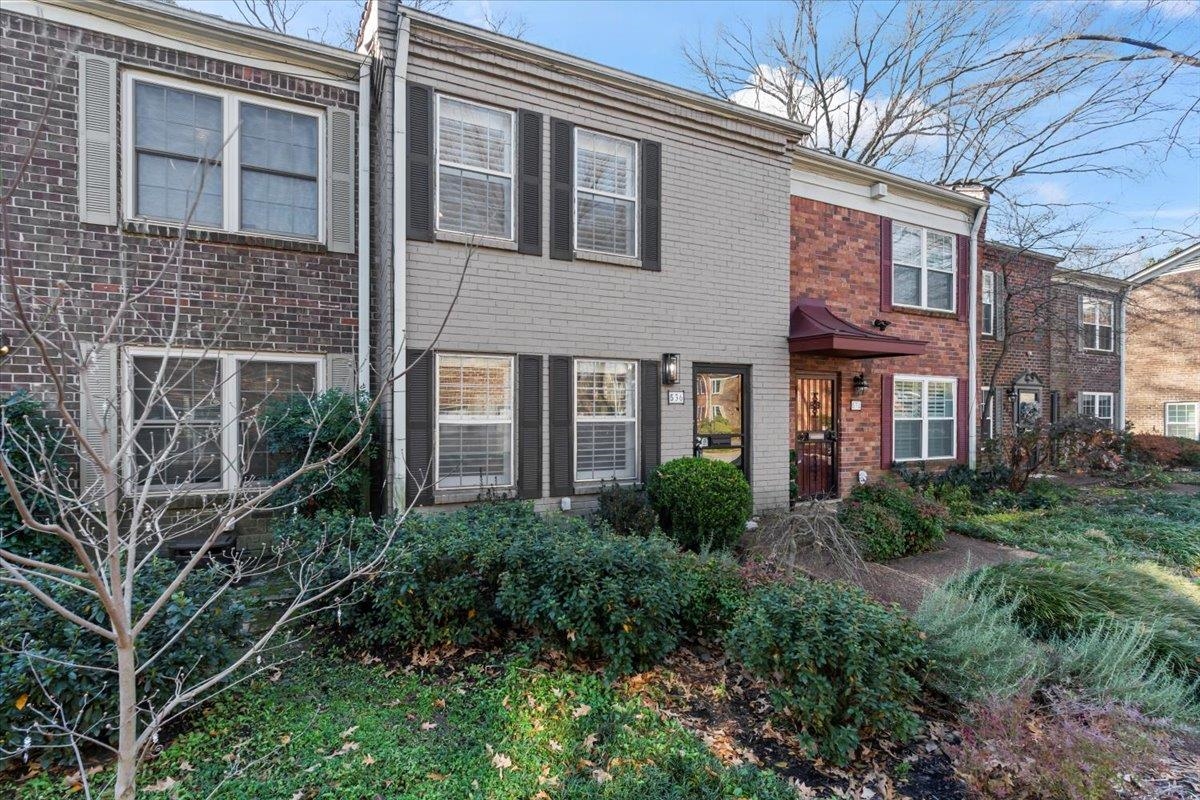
[435,354,514,489]
[575,359,638,482]
[1165,402,1199,440]
[1079,391,1114,427]
[980,387,996,439]
[129,352,321,489]
[894,376,956,460]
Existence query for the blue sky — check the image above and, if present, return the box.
[180,0,1200,269]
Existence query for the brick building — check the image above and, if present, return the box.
[1,0,367,545]
[1126,242,1200,439]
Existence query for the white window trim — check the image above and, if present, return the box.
[572,358,640,484]
[433,353,516,491]
[893,374,957,462]
[1165,402,1200,440]
[1079,391,1114,425]
[572,127,639,259]
[433,94,517,242]
[892,223,956,313]
[121,347,326,495]
[981,270,996,336]
[1079,296,1115,352]
[981,386,996,439]
[121,70,326,243]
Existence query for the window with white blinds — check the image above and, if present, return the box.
[574,359,638,482]
[893,224,955,312]
[435,354,514,489]
[1165,402,1199,440]
[436,96,515,240]
[894,376,956,461]
[575,129,637,257]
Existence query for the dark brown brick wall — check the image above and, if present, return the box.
[1126,270,1200,435]
[0,11,359,401]
[790,196,971,494]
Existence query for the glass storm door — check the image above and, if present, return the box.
[694,365,750,480]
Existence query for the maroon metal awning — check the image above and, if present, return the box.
[788,297,927,358]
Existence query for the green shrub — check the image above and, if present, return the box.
[0,558,250,766]
[674,552,748,636]
[498,526,690,676]
[0,392,67,556]
[257,388,378,515]
[647,457,752,552]
[915,581,1049,702]
[1016,478,1078,510]
[595,480,658,537]
[724,580,925,764]
[837,481,947,561]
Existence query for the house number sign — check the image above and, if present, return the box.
[667,390,685,405]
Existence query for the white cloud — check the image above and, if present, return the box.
[1029,180,1071,205]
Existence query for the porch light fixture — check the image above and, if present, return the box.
[662,353,680,385]
[871,318,891,331]
[853,372,870,395]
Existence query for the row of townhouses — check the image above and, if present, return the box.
[3,0,1195,546]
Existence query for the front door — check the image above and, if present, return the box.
[795,374,838,499]
[694,364,751,482]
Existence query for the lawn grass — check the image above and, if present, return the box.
[16,653,796,800]
[952,488,1200,572]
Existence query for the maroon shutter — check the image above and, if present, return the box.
[880,373,894,469]
[956,377,970,464]
[879,218,893,312]
[956,234,970,322]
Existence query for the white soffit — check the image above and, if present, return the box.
[791,166,974,236]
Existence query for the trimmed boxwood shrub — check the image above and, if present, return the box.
[837,481,948,561]
[724,579,926,765]
[647,457,752,552]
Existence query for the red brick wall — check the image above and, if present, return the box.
[790,196,971,493]
[1046,280,1122,421]
[1126,270,1200,435]
[0,11,359,402]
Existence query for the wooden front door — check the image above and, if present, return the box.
[795,374,838,499]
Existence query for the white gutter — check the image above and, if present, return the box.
[1118,285,1129,429]
[967,205,986,469]
[390,13,412,509]
[357,61,371,391]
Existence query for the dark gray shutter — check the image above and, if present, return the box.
[406,84,435,242]
[549,118,574,261]
[548,355,573,496]
[639,360,661,482]
[639,140,661,271]
[405,349,434,505]
[995,271,1007,341]
[517,110,543,255]
[517,354,543,499]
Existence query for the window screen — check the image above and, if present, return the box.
[436,354,514,489]
[436,98,513,239]
[575,359,637,482]
[133,82,223,225]
[575,131,637,257]
[239,104,319,238]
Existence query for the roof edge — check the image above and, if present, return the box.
[985,240,1064,264]
[1052,267,1130,290]
[397,5,811,141]
[792,148,988,212]
[1127,241,1200,284]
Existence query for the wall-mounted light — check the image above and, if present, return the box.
[853,372,870,396]
[662,353,680,385]
[872,318,891,331]
[1005,387,1017,401]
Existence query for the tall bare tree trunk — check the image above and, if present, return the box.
[114,637,138,800]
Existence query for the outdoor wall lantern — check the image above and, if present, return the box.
[871,318,892,331]
[662,353,680,385]
[853,372,870,395]
[1005,387,1017,401]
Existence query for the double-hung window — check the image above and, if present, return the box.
[435,354,514,489]
[981,386,996,439]
[435,96,515,240]
[126,74,323,240]
[893,376,956,461]
[129,352,321,490]
[1079,392,1114,427]
[1080,297,1114,351]
[574,359,638,482]
[981,270,996,336]
[575,130,637,257]
[893,224,955,312]
[1165,402,1199,440]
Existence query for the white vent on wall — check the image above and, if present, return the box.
[869,182,888,199]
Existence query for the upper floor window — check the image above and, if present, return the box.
[435,96,515,240]
[1165,402,1199,440]
[575,130,637,257]
[1080,297,1114,351]
[1079,391,1113,427]
[893,224,955,312]
[981,270,996,336]
[893,376,956,461]
[575,359,638,482]
[125,74,324,240]
[435,354,514,489]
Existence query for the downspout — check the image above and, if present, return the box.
[1117,283,1130,429]
[390,12,411,509]
[966,204,986,469]
[357,61,371,391]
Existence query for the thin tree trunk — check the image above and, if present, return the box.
[114,637,138,800]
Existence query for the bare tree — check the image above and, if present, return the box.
[232,0,305,35]
[0,65,469,800]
